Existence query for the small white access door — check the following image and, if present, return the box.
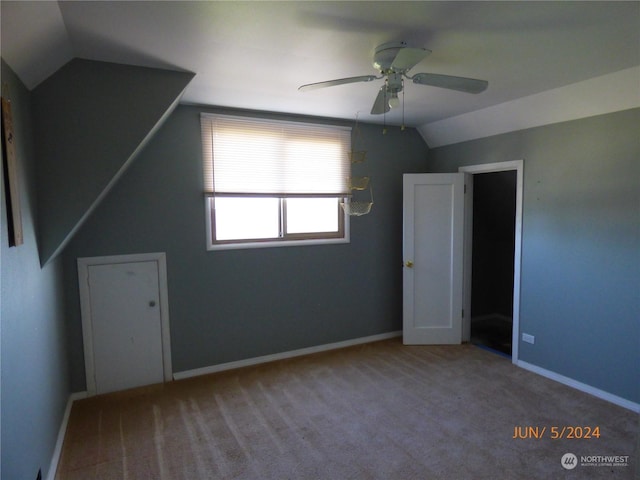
[78,253,172,395]
[403,173,468,344]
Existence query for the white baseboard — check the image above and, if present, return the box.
[47,391,87,480]
[517,360,640,413]
[174,331,402,381]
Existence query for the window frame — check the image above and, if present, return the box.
[201,113,351,251]
[205,195,349,251]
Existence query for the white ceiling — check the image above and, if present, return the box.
[2,1,639,142]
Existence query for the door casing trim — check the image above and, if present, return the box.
[459,160,523,364]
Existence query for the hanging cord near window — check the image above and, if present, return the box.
[344,111,373,216]
[349,111,366,163]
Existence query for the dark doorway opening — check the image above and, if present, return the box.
[470,171,517,356]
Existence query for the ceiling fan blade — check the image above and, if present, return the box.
[370,86,390,115]
[390,47,431,72]
[411,73,488,93]
[298,75,378,92]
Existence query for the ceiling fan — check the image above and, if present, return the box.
[299,41,488,115]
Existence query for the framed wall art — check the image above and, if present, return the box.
[2,95,23,246]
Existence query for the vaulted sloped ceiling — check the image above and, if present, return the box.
[2,1,639,140]
[1,1,639,262]
[32,59,194,265]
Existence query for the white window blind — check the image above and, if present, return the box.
[201,114,351,196]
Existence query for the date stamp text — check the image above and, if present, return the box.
[512,426,601,440]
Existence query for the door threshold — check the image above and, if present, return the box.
[473,343,512,359]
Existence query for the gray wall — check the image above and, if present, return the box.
[1,60,70,480]
[427,108,640,403]
[32,59,193,265]
[62,106,429,391]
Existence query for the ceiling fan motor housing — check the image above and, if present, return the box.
[373,41,409,73]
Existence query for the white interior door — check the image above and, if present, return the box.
[78,253,172,395]
[403,173,467,344]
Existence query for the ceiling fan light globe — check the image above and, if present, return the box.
[388,96,400,109]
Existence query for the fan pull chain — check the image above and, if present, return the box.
[382,79,388,134]
[401,78,406,131]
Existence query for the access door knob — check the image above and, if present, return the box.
[405,261,414,268]
[149,300,156,307]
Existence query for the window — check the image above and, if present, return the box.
[201,113,351,249]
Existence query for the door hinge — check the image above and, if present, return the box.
[464,184,467,194]
[462,309,465,318]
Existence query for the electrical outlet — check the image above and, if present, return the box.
[522,333,535,344]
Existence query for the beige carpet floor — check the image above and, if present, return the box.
[56,339,638,479]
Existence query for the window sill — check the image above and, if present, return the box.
[207,235,350,251]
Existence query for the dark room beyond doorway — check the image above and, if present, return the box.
[470,171,517,356]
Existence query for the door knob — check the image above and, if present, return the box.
[149,301,156,307]
[405,261,414,268]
